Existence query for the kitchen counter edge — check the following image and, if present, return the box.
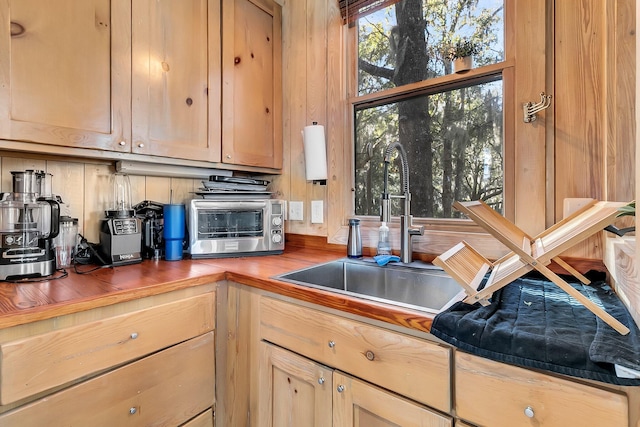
[0,246,436,333]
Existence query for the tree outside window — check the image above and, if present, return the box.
[353,0,505,219]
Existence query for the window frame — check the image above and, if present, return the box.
[325,0,547,260]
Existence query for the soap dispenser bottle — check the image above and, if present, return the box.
[376,222,391,255]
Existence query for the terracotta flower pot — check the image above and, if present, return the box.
[453,56,473,73]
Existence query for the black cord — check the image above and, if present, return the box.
[4,268,68,284]
[73,262,112,274]
[76,233,113,271]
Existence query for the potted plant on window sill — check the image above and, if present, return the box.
[448,39,479,74]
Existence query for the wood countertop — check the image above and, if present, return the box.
[0,244,438,333]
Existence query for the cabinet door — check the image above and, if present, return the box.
[333,371,452,427]
[132,0,221,161]
[258,342,332,427]
[0,0,131,151]
[221,0,282,169]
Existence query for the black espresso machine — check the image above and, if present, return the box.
[0,170,60,280]
[133,200,165,260]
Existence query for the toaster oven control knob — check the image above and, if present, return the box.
[272,216,282,227]
[272,233,283,244]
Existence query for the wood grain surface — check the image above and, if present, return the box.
[0,233,611,332]
[0,241,434,333]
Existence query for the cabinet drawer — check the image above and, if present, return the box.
[180,409,214,427]
[1,292,215,404]
[455,352,628,427]
[0,331,215,427]
[260,297,451,412]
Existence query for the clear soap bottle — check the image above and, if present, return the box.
[376,222,391,255]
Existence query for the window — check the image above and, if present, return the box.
[350,0,508,219]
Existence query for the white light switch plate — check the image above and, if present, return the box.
[289,201,303,221]
[311,200,323,224]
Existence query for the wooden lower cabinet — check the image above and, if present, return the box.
[455,352,629,427]
[0,332,215,427]
[258,341,452,427]
[0,291,215,405]
[260,296,451,413]
[258,341,333,426]
[333,371,451,427]
[0,285,217,426]
[221,284,640,427]
[180,408,214,427]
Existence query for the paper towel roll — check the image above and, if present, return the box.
[302,124,328,181]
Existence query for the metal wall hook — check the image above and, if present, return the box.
[523,92,552,123]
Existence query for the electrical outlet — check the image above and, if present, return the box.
[289,201,303,221]
[311,200,324,224]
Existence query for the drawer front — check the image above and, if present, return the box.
[0,331,215,427]
[180,409,214,427]
[455,352,628,427]
[260,297,451,412]
[1,292,215,405]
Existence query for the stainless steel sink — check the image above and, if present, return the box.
[274,258,464,313]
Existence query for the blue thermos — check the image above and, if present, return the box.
[163,204,185,261]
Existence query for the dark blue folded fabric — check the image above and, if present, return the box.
[431,272,640,385]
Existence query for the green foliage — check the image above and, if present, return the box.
[617,201,636,217]
[354,0,506,218]
[447,39,480,60]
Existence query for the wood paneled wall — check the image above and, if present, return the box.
[0,153,199,243]
[267,0,345,238]
[555,0,636,259]
[273,0,636,262]
[0,0,635,263]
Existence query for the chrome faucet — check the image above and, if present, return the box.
[381,142,424,263]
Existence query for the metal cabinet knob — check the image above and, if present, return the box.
[524,406,535,418]
[119,141,126,146]
[129,407,137,415]
[336,385,345,393]
[318,377,325,385]
[130,332,138,339]
[328,340,335,348]
[137,143,144,148]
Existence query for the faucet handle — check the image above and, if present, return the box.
[409,225,424,236]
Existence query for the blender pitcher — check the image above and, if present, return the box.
[53,216,78,268]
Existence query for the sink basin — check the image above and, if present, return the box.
[274,258,464,313]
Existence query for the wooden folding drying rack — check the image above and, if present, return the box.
[433,199,631,335]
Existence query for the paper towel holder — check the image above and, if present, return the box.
[303,121,327,185]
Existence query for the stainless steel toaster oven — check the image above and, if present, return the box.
[187,198,284,258]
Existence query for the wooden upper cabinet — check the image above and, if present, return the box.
[132,0,222,162]
[222,0,283,169]
[0,0,131,152]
